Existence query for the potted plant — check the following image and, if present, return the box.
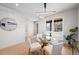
[65,27,78,47]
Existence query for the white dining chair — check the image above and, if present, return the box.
[25,36,41,54]
[43,41,63,55]
[52,42,63,55]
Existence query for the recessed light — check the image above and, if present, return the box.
[16,3,19,6]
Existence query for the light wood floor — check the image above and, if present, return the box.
[0,42,29,55]
[0,42,78,55]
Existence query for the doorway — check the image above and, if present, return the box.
[46,20,52,40]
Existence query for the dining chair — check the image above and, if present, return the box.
[43,42,63,55]
[25,36,41,54]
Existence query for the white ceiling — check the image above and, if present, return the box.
[0,3,79,21]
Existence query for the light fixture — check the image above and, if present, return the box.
[35,3,56,18]
[44,3,46,12]
[16,3,19,6]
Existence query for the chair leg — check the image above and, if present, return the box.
[41,48,45,55]
[40,48,43,55]
[29,48,30,55]
[43,49,45,55]
[42,49,44,55]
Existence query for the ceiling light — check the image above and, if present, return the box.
[16,3,19,6]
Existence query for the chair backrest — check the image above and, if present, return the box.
[53,42,63,55]
[36,34,42,42]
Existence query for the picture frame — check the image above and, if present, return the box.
[0,18,17,31]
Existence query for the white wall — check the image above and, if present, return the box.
[54,8,78,41]
[27,20,34,36]
[53,8,78,36]
[0,6,27,49]
[38,18,46,34]
[38,8,78,41]
[77,7,79,41]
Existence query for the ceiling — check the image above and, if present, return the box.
[0,3,79,21]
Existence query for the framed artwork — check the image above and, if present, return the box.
[0,18,17,31]
[54,18,63,32]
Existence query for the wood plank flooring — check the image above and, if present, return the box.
[0,42,78,55]
[0,42,29,55]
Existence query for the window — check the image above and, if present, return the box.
[54,18,63,32]
[46,20,52,40]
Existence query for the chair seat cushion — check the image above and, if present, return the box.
[43,45,53,55]
[30,42,41,51]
